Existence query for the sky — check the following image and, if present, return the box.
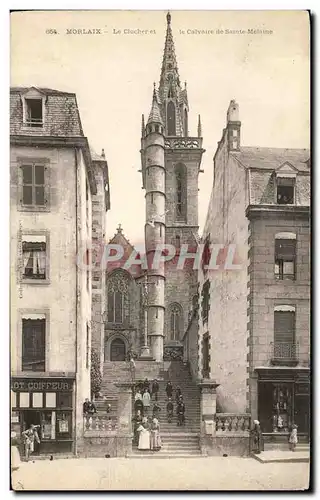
[10,10,310,245]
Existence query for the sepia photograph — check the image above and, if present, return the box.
[9,9,310,491]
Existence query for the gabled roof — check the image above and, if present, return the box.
[10,86,75,96]
[231,147,310,173]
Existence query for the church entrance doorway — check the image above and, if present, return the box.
[110,338,126,361]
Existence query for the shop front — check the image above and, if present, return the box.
[11,377,75,455]
[256,368,310,442]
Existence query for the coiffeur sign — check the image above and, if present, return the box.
[11,379,73,391]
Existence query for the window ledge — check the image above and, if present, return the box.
[22,279,50,286]
[21,125,44,131]
[18,205,50,213]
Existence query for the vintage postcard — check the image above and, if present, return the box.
[10,9,310,491]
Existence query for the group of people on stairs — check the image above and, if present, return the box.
[132,378,188,451]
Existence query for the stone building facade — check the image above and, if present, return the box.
[10,86,107,455]
[198,99,310,441]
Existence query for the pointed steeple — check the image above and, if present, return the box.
[197,115,202,138]
[159,11,181,103]
[141,114,146,138]
[147,83,163,125]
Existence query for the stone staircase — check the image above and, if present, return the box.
[130,361,202,458]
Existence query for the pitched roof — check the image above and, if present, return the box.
[232,147,310,173]
[10,86,75,96]
[147,87,164,125]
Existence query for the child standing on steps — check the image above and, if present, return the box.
[289,424,298,451]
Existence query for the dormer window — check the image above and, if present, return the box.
[21,89,45,128]
[24,98,43,127]
[277,177,295,204]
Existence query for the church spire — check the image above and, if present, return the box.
[159,11,181,103]
[147,83,163,125]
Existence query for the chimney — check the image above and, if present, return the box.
[226,100,241,152]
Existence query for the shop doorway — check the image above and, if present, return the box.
[294,395,310,438]
[22,410,41,455]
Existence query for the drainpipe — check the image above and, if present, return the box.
[74,148,79,456]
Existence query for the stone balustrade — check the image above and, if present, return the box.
[83,415,118,435]
[215,413,251,434]
[164,137,203,150]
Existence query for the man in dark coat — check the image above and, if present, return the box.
[176,396,185,426]
[83,398,97,415]
[165,381,173,399]
[143,378,150,392]
[167,398,174,423]
[151,379,159,401]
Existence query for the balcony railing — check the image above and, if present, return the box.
[271,342,299,366]
[164,137,203,150]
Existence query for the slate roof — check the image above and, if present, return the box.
[10,87,75,96]
[10,86,84,137]
[231,147,310,173]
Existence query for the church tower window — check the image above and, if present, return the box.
[169,303,183,341]
[175,163,187,221]
[107,271,129,324]
[167,101,176,136]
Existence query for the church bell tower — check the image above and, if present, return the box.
[141,12,205,361]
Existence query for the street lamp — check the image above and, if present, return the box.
[138,273,155,359]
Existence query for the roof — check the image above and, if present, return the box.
[232,147,310,173]
[147,88,164,125]
[10,86,75,96]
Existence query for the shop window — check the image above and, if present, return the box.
[41,411,56,440]
[21,164,46,206]
[272,384,293,432]
[276,177,295,204]
[275,233,296,281]
[57,392,72,409]
[22,316,46,372]
[45,392,56,408]
[22,235,47,280]
[32,392,43,408]
[11,391,17,408]
[56,411,72,439]
[19,392,30,408]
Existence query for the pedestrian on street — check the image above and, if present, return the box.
[150,417,162,451]
[175,386,182,404]
[22,424,40,461]
[176,396,185,426]
[151,379,159,401]
[289,424,298,451]
[143,378,150,392]
[134,389,144,414]
[142,388,151,415]
[165,381,173,399]
[152,402,161,419]
[251,420,264,454]
[167,398,174,423]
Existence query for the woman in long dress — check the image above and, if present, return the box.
[137,418,150,451]
[150,418,161,451]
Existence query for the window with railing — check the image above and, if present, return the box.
[272,306,297,365]
[275,233,296,281]
[22,235,47,280]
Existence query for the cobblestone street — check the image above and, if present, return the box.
[12,457,310,491]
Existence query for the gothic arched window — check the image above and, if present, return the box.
[184,109,188,136]
[107,271,129,324]
[169,303,183,341]
[167,101,176,136]
[175,163,187,221]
